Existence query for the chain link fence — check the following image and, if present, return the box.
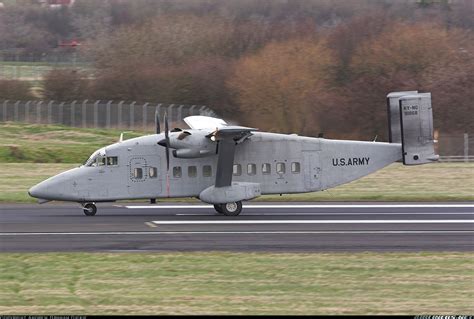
[0,100,217,131]
[437,133,472,162]
[0,99,471,160]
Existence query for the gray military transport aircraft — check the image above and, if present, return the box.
[29,91,438,216]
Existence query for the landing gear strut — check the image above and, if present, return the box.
[213,201,242,216]
[83,202,97,216]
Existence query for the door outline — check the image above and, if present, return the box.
[303,151,321,190]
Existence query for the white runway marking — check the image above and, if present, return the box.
[1,230,473,236]
[151,219,474,225]
[145,222,157,228]
[125,204,474,209]
[175,212,474,216]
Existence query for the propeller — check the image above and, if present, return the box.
[156,111,171,197]
[164,111,170,171]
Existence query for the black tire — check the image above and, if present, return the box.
[83,203,97,216]
[221,201,242,216]
[214,204,224,214]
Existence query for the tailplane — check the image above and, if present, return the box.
[387,91,439,165]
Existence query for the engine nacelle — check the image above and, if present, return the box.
[172,148,213,158]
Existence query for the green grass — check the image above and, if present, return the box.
[0,252,472,315]
[1,162,472,203]
[0,122,143,163]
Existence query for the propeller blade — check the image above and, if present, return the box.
[164,111,170,171]
[155,108,161,134]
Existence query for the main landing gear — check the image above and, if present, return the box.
[82,202,97,216]
[214,201,242,216]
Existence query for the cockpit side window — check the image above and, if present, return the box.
[107,156,118,166]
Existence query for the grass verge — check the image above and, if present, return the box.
[0,252,472,315]
[1,162,472,203]
[0,122,143,163]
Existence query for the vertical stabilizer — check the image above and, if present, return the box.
[386,91,418,143]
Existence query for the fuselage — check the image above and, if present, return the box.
[29,132,402,202]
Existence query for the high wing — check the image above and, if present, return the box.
[184,115,227,130]
[184,115,258,187]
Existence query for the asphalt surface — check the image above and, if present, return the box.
[0,202,473,252]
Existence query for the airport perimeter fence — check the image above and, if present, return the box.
[0,99,471,160]
[0,100,217,132]
[437,133,472,162]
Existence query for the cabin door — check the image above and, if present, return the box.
[303,151,322,191]
[127,155,162,197]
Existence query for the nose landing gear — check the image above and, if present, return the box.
[82,202,97,216]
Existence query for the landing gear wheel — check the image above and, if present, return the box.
[220,201,242,216]
[214,204,224,214]
[83,203,97,216]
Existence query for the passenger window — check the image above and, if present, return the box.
[149,167,157,178]
[188,166,197,178]
[134,168,143,179]
[291,162,301,174]
[247,163,256,175]
[203,165,212,177]
[233,164,241,176]
[107,156,118,166]
[276,162,286,174]
[173,166,182,178]
[262,163,271,175]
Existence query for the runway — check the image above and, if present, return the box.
[0,202,473,252]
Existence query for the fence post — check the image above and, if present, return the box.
[189,105,197,116]
[13,100,19,122]
[177,104,184,123]
[25,100,31,123]
[71,100,77,127]
[36,101,43,124]
[464,133,469,163]
[118,101,124,128]
[94,100,100,128]
[153,103,161,134]
[198,105,207,115]
[142,102,149,132]
[168,104,175,123]
[82,99,88,128]
[2,100,8,122]
[106,100,112,129]
[156,103,162,119]
[129,101,136,129]
[47,101,54,124]
[58,102,64,125]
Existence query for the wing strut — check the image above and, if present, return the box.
[211,126,257,188]
[215,139,236,187]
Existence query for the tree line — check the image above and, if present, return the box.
[0,0,472,139]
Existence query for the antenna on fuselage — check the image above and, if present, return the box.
[119,132,129,142]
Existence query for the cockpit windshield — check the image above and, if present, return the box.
[83,148,119,167]
[83,148,106,167]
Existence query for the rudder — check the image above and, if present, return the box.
[398,92,439,165]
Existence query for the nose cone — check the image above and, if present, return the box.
[28,182,48,199]
[28,168,82,201]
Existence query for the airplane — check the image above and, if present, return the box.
[28,91,438,216]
